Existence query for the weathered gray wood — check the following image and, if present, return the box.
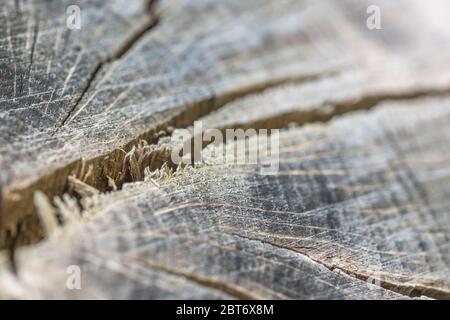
[2,0,450,247]
[0,0,156,246]
[2,97,450,299]
[1,0,450,300]
[200,64,450,131]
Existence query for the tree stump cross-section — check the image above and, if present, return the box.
[0,0,450,299]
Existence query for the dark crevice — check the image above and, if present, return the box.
[2,0,450,301]
[331,265,450,300]
[19,16,39,96]
[131,256,262,299]
[57,63,101,129]
[176,89,450,169]
[0,68,336,256]
[5,223,21,275]
[57,1,160,130]
[3,84,450,294]
[212,89,450,134]
[4,77,450,256]
[3,17,450,271]
[1,0,161,266]
[229,233,449,300]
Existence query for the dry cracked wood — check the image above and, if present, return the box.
[1,0,450,299]
[2,0,450,247]
[1,97,450,299]
[0,0,157,246]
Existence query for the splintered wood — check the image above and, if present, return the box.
[1,0,450,299]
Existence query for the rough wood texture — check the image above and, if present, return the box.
[1,0,450,299]
[1,98,450,299]
[2,0,450,246]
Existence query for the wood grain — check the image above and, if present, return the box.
[1,0,450,299]
[2,97,450,299]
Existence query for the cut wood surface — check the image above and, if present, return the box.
[2,98,450,299]
[1,0,450,299]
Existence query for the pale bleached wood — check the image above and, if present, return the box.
[1,97,450,299]
[200,62,450,131]
[2,0,450,247]
[0,0,156,246]
[1,0,450,300]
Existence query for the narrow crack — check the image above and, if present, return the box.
[5,226,20,275]
[211,89,450,133]
[3,82,450,255]
[3,0,450,301]
[228,232,449,299]
[57,62,103,129]
[3,86,450,297]
[0,69,341,252]
[130,256,263,299]
[57,0,160,129]
[19,15,39,96]
[170,88,450,170]
[1,0,161,263]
